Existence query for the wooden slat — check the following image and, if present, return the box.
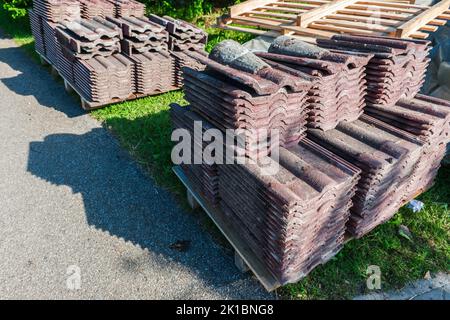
[282,24,338,37]
[246,15,295,24]
[326,13,401,26]
[284,0,422,13]
[259,5,306,14]
[349,4,420,14]
[230,0,275,17]
[229,15,287,29]
[428,18,448,26]
[309,22,385,35]
[270,1,318,10]
[248,10,297,19]
[316,17,396,32]
[337,8,411,20]
[419,24,438,32]
[355,1,425,10]
[396,0,450,37]
[410,32,430,39]
[218,23,282,37]
[297,0,360,27]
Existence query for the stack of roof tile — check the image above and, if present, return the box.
[55,17,122,60]
[219,135,360,284]
[182,41,312,157]
[79,0,115,19]
[105,16,174,94]
[169,103,360,283]
[317,35,430,107]
[42,19,59,66]
[365,94,450,201]
[308,116,425,238]
[148,14,207,89]
[148,14,207,52]
[171,104,220,205]
[58,46,76,83]
[73,53,134,104]
[171,50,206,88]
[256,36,371,131]
[32,0,80,23]
[29,9,46,56]
[106,16,169,55]
[129,51,173,95]
[109,0,146,18]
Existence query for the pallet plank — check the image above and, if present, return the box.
[298,0,360,26]
[316,17,397,32]
[396,0,450,37]
[230,0,276,17]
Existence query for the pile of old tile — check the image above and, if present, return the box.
[170,104,220,205]
[169,103,360,284]
[58,46,76,83]
[149,14,207,89]
[106,16,169,55]
[55,17,122,60]
[219,133,360,283]
[30,1,75,79]
[171,50,206,88]
[104,16,174,95]
[182,41,312,157]
[32,0,80,23]
[365,94,450,201]
[79,0,115,19]
[317,35,431,107]
[73,53,134,103]
[308,116,425,238]
[42,19,59,66]
[109,0,146,18]
[129,51,174,95]
[148,14,207,51]
[29,9,46,56]
[256,36,371,131]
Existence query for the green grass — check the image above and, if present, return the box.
[0,7,35,56]
[0,9,448,300]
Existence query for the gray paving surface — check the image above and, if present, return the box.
[354,273,449,300]
[0,31,273,299]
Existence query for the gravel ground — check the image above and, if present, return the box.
[0,31,273,300]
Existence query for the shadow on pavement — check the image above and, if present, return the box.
[0,32,84,118]
[26,125,269,298]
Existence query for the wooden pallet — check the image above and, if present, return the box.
[37,51,179,111]
[218,0,450,42]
